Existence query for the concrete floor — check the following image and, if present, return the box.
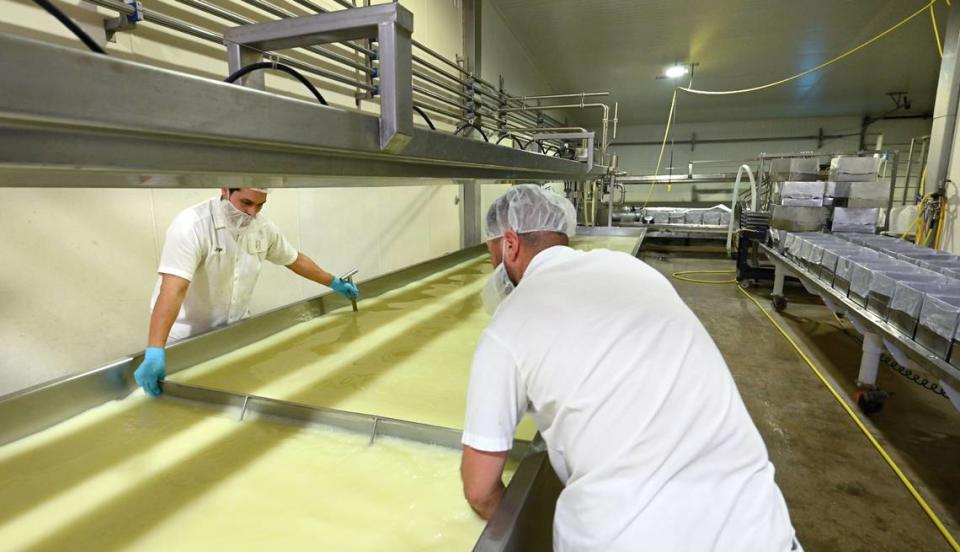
[643,254,960,552]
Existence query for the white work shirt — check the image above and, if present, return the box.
[463,246,797,551]
[151,197,298,341]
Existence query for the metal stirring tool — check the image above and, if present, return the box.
[340,268,359,312]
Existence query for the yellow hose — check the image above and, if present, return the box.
[936,195,949,249]
[641,88,678,209]
[645,0,937,205]
[667,269,959,548]
[736,287,960,551]
[671,270,736,285]
[931,4,944,59]
[679,0,937,96]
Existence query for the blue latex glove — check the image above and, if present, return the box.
[331,277,360,300]
[134,347,166,397]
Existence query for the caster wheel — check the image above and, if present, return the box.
[772,295,787,312]
[739,279,753,289]
[855,389,888,414]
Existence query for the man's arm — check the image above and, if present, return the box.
[461,446,509,519]
[148,274,190,347]
[134,274,189,396]
[285,252,334,286]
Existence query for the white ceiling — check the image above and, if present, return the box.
[488,0,943,125]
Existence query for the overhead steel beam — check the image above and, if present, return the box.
[224,3,414,153]
[0,34,601,185]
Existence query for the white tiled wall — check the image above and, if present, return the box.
[0,0,548,395]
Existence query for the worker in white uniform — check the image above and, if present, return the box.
[133,187,359,396]
[460,185,799,551]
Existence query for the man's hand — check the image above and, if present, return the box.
[330,277,360,300]
[461,445,509,519]
[285,253,359,300]
[134,347,166,397]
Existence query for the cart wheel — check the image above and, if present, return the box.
[855,389,887,414]
[772,295,787,312]
[739,279,753,289]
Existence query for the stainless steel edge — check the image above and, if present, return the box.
[474,441,561,552]
[573,226,646,257]
[0,245,486,446]
[160,381,533,456]
[159,380,542,549]
[573,226,646,237]
[0,358,134,450]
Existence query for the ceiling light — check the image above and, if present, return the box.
[663,64,689,79]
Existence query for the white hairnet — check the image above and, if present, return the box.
[484,184,577,240]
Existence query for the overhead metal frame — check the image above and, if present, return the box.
[224,4,413,153]
[0,33,603,184]
[529,131,594,173]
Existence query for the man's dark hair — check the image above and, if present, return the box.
[518,231,569,249]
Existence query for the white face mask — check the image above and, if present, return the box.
[482,240,517,315]
[481,263,515,315]
[219,198,255,233]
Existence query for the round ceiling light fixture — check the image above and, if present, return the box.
[663,64,690,79]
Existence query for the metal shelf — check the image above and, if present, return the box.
[760,244,960,389]
[0,34,603,185]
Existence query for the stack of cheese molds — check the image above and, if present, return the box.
[783,232,960,367]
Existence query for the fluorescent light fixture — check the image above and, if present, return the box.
[663,64,689,79]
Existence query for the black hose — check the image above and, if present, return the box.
[454,122,489,142]
[413,105,436,130]
[225,62,328,106]
[32,0,106,54]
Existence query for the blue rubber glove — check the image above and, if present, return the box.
[331,277,360,300]
[134,347,166,397]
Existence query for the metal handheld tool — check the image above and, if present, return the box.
[340,268,359,312]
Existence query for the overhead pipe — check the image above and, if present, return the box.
[726,164,757,254]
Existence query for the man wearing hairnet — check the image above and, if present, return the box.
[460,185,798,551]
[132,187,358,397]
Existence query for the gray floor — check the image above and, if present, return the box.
[644,255,959,552]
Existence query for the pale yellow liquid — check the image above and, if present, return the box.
[171,236,640,438]
[0,236,636,551]
[0,396,510,551]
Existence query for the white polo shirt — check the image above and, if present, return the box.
[151,197,298,341]
[463,246,797,551]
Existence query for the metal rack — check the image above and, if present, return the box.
[761,243,960,401]
[66,0,616,161]
[752,151,899,218]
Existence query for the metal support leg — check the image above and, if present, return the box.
[772,264,785,296]
[858,332,883,387]
[458,179,481,248]
[771,262,787,311]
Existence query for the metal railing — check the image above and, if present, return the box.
[85,0,613,153]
